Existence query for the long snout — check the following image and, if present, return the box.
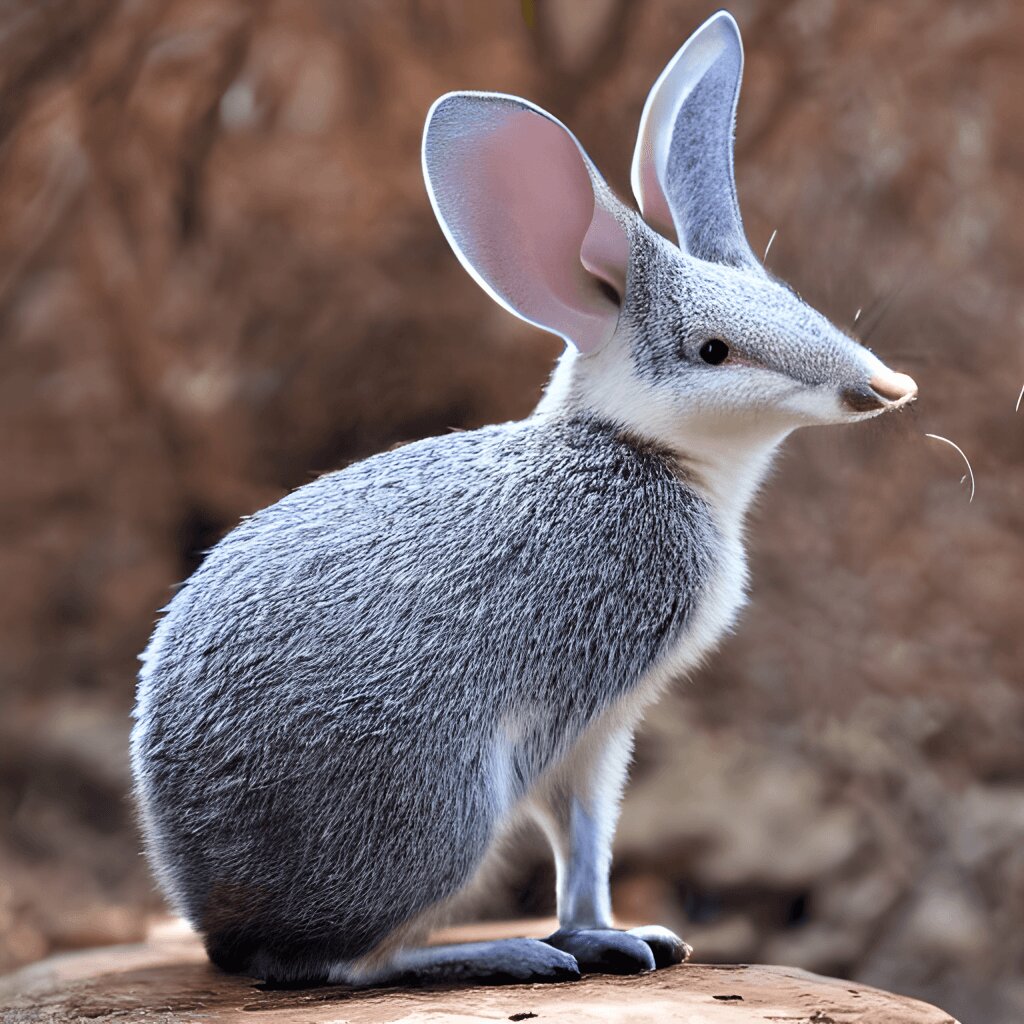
[841,365,918,414]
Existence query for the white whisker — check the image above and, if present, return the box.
[925,433,975,503]
[763,228,777,262]
[854,307,862,322]
[1016,382,1023,412]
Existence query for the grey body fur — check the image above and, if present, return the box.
[133,416,713,981]
[132,12,917,987]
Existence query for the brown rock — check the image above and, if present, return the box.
[0,919,959,1024]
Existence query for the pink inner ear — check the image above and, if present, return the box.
[434,105,624,353]
[581,203,630,298]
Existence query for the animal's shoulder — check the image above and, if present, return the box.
[161,416,720,643]
[227,416,711,543]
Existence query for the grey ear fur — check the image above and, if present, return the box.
[631,11,758,269]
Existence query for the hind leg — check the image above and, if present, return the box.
[329,822,581,987]
[531,721,691,974]
[332,937,579,987]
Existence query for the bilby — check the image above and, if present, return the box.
[132,12,917,987]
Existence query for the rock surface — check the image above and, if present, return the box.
[0,919,959,1024]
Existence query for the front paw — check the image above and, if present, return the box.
[544,925,691,974]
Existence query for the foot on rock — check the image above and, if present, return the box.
[544,928,660,975]
[340,937,581,987]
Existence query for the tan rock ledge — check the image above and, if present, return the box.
[0,918,960,1024]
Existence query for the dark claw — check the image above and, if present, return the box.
[626,925,692,968]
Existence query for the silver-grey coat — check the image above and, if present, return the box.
[132,416,714,980]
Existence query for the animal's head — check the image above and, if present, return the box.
[422,12,916,457]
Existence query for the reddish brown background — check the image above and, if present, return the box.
[1,2,1021,1022]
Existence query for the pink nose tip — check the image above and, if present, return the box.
[870,369,918,403]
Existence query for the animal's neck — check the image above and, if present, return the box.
[662,424,784,540]
[534,348,789,539]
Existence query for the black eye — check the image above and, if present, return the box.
[699,338,730,365]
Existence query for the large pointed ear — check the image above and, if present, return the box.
[631,12,757,269]
[423,92,629,354]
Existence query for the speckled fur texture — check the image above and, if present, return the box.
[132,11,916,987]
[133,418,714,981]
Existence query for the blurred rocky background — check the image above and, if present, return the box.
[0,1,1021,1021]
